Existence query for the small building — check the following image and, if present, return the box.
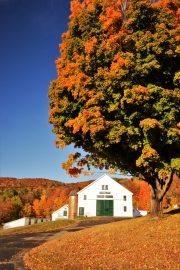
[133,208,142,217]
[138,210,148,216]
[3,217,50,230]
[51,204,69,221]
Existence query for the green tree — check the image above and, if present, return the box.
[20,202,33,218]
[48,0,180,218]
[11,196,22,220]
[3,188,18,199]
[33,189,41,200]
[21,188,29,195]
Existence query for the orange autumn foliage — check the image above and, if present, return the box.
[138,181,150,211]
[0,177,93,224]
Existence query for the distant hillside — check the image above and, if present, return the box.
[0,177,93,224]
[0,177,68,188]
[0,177,95,194]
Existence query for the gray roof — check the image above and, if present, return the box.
[69,190,78,196]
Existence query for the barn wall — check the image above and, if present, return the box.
[78,175,133,217]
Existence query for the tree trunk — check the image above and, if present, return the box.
[148,172,174,219]
[150,196,163,218]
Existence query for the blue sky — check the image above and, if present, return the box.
[0,0,128,183]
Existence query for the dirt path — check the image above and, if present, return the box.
[0,217,131,270]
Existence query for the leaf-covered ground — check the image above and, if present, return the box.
[24,213,180,270]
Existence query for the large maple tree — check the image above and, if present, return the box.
[48,0,180,218]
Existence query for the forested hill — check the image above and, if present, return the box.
[0,177,95,196]
[0,176,179,225]
[0,177,93,224]
[0,177,64,188]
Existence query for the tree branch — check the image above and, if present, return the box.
[160,172,174,200]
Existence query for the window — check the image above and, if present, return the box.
[63,210,67,216]
[99,191,111,194]
[102,185,108,190]
[97,195,104,198]
[79,207,84,216]
[84,195,87,200]
[105,195,113,198]
[123,195,126,201]
[124,206,127,212]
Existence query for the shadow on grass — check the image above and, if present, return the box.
[164,208,180,215]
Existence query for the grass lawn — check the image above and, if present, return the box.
[24,211,180,270]
[0,216,101,236]
[0,219,78,236]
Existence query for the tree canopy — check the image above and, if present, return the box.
[48,0,180,217]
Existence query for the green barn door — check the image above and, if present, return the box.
[96,200,104,216]
[96,200,113,216]
[105,200,113,216]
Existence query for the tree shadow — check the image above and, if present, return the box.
[164,208,180,215]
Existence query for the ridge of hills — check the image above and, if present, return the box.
[0,176,179,225]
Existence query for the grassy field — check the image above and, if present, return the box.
[23,210,180,270]
[0,216,101,236]
[0,219,77,235]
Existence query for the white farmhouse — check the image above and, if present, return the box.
[51,204,69,221]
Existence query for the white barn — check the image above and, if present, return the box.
[52,174,141,219]
[51,204,69,221]
[3,175,144,229]
[77,174,133,217]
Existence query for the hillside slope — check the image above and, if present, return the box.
[24,211,180,270]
